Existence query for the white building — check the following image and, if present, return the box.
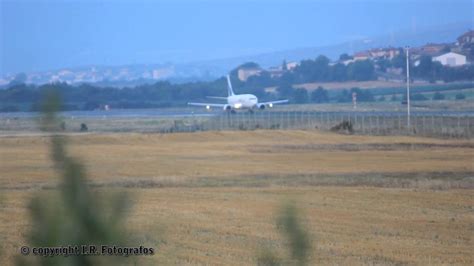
[286,61,299,70]
[237,68,262,81]
[433,52,466,67]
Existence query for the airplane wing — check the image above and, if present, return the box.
[259,99,289,106]
[188,102,226,108]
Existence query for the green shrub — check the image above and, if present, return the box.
[16,91,133,266]
[432,92,445,100]
[455,93,466,100]
[257,202,311,266]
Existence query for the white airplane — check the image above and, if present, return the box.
[188,75,288,112]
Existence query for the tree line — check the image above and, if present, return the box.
[372,51,474,83]
[0,52,472,112]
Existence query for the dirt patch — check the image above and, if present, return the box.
[265,80,410,92]
[250,142,474,153]
[3,171,472,191]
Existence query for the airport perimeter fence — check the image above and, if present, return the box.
[1,111,473,138]
[164,111,474,139]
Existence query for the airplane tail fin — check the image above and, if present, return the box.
[226,75,235,96]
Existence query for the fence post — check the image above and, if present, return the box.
[420,115,423,136]
[221,113,225,131]
[442,115,446,138]
[308,111,311,129]
[243,112,246,130]
[298,111,302,128]
[297,111,300,128]
[264,111,267,129]
[232,112,235,130]
[319,112,322,129]
[382,114,386,135]
[397,114,400,134]
[367,115,370,134]
[432,115,435,137]
[374,115,377,135]
[279,111,283,129]
[467,116,471,138]
[287,111,290,129]
[353,113,357,132]
[326,112,329,129]
[294,111,297,129]
[307,111,310,129]
[371,115,375,135]
[223,113,226,131]
[462,115,466,138]
[305,111,309,129]
[457,115,461,138]
[281,111,284,129]
[248,111,252,130]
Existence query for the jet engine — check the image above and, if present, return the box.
[257,103,266,110]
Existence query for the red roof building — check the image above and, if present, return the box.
[457,30,474,46]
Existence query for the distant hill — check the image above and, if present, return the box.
[195,21,472,69]
[1,21,470,88]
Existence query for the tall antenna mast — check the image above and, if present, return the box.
[406,46,411,129]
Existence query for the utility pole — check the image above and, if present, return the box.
[405,46,411,128]
[352,92,357,110]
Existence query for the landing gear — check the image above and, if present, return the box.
[248,109,254,114]
[230,110,236,114]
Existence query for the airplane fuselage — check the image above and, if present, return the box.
[227,94,258,109]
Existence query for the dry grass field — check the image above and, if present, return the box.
[264,80,413,93]
[1,130,473,265]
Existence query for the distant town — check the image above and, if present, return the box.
[236,30,473,82]
[1,30,473,87]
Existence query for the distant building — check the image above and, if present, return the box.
[419,43,449,56]
[268,67,284,78]
[152,67,174,79]
[142,71,151,79]
[352,47,400,62]
[50,75,60,82]
[237,67,262,81]
[152,69,165,79]
[341,59,356,66]
[353,51,371,61]
[286,61,299,70]
[457,30,474,46]
[433,52,466,67]
[386,67,403,75]
[368,47,400,59]
[266,61,298,78]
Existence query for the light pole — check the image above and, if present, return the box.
[405,46,411,129]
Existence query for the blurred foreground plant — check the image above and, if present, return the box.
[257,202,312,266]
[16,90,132,266]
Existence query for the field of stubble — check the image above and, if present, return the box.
[1,130,473,265]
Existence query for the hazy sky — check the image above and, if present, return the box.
[1,0,473,75]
